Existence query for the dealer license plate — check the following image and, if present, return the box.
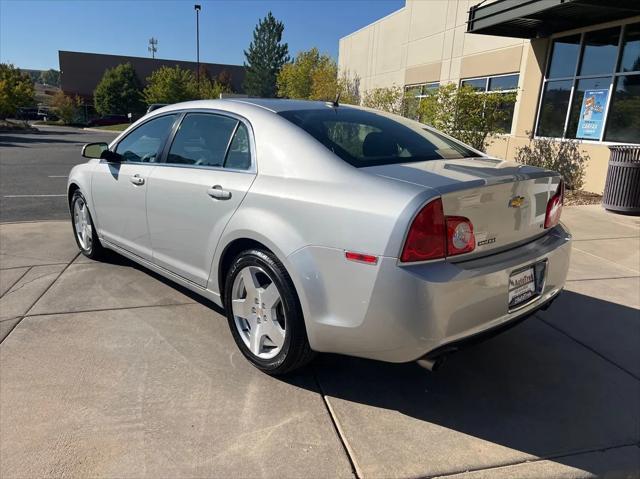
[508,267,536,308]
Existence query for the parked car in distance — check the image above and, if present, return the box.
[88,114,128,127]
[69,99,571,375]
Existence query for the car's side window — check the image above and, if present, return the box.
[167,113,239,168]
[224,122,252,170]
[115,114,177,163]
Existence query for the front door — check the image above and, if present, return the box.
[91,114,178,260]
[146,112,256,286]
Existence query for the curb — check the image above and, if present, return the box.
[82,128,121,134]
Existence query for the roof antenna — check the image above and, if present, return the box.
[332,91,341,108]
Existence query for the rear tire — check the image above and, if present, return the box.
[70,190,105,260]
[224,249,315,375]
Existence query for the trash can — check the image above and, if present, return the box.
[603,146,640,215]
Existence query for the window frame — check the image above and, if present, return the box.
[157,109,257,174]
[458,72,521,135]
[112,113,180,165]
[534,21,640,145]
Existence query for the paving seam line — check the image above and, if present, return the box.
[311,364,361,479]
[571,245,640,275]
[567,276,639,282]
[573,236,640,242]
[536,316,640,382]
[0,266,32,299]
[24,301,198,318]
[0,262,69,270]
[0,252,79,345]
[426,441,640,479]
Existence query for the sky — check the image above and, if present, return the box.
[0,0,405,70]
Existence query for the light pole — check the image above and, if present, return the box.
[194,4,201,92]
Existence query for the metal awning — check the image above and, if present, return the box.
[467,0,640,38]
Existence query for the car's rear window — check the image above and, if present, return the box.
[278,108,480,167]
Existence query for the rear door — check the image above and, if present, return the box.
[146,111,256,286]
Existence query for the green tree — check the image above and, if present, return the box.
[93,63,144,115]
[39,69,60,87]
[277,48,360,104]
[361,86,405,115]
[417,83,517,151]
[243,12,289,97]
[51,90,82,124]
[0,63,35,119]
[143,66,199,105]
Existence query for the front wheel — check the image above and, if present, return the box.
[224,249,315,375]
[70,190,105,260]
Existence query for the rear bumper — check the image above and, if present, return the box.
[287,223,571,363]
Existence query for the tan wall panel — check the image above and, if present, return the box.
[404,63,442,85]
[407,33,445,67]
[408,0,448,41]
[513,38,550,137]
[460,46,523,79]
[463,32,524,56]
[456,1,471,27]
[374,9,409,74]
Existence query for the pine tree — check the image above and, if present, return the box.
[243,12,289,98]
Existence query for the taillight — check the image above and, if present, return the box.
[544,181,564,229]
[400,198,446,262]
[401,198,477,263]
[446,217,475,256]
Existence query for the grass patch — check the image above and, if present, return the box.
[93,123,130,131]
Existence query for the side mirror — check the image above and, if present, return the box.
[81,142,122,163]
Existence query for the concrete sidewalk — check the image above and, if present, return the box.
[1,206,638,478]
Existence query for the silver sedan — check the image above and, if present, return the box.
[69,99,571,374]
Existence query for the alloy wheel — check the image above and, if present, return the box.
[231,265,286,359]
[73,197,93,251]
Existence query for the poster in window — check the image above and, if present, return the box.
[576,89,609,140]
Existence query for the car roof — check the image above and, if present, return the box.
[226,98,356,112]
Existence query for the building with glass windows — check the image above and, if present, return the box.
[338,0,640,193]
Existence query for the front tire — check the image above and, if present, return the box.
[70,190,105,260]
[224,249,314,375]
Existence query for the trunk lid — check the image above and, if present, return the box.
[363,157,562,258]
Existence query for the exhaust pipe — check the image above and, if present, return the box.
[416,356,444,372]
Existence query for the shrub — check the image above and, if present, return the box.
[417,83,516,152]
[51,91,83,124]
[361,86,405,115]
[514,135,589,190]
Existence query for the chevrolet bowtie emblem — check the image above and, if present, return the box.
[508,196,525,208]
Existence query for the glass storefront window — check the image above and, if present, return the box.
[547,35,581,78]
[537,80,572,138]
[619,23,640,73]
[566,77,612,139]
[536,22,639,144]
[460,78,486,91]
[488,74,519,91]
[605,74,640,143]
[403,82,439,119]
[579,27,621,76]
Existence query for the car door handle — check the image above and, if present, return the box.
[130,174,145,186]
[207,185,232,200]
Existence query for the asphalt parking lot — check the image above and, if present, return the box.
[0,128,639,478]
[0,126,117,222]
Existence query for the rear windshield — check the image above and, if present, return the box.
[278,108,480,167]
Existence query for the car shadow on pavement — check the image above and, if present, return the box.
[282,290,640,476]
[96,250,226,315]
